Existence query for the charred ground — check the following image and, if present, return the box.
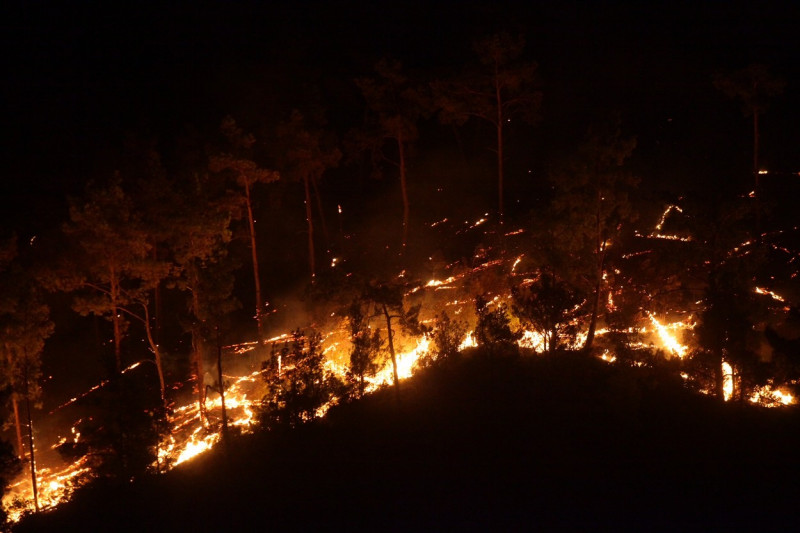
[15,348,800,532]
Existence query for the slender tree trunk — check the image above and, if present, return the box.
[398,134,409,248]
[12,396,24,460]
[753,109,762,236]
[142,302,166,404]
[152,244,162,346]
[110,268,122,374]
[216,326,228,437]
[584,235,607,353]
[382,304,400,400]
[753,109,760,184]
[310,176,330,246]
[495,62,504,220]
[23,366,38,512]
[716,357,726,401]
[191,287,207,425]
[243,179,264,341]
[303,174,316,280]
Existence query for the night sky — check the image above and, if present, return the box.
[3,1,799,233]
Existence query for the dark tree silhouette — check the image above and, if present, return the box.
[0,240,52,513]
[550,123,638,353]
[346,301,383,399]
[260,330,342,427]
[512,270,584,355]
[61,178,158,375]
[714,64,785,187]
[209,116,278,340]
[275,110,342,280]
[415,311,467,369]
[475,294,521,357]
[434,32,541,219]
[356,59,429,247]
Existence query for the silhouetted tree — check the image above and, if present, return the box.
[346,301,383,399]
[0,240,52,513]
[275,110,341,279]
[512,270,584,355]
[61,178,158,375]
[260,330,342,427]
[434,32,541,218]
[415,311,467,369]
[550,123,638,353]
[475,294,520,356]
[714,64,785,186]
[209,116,278,340]
[56,369,167,481]
[356,59,429,247]
[0,439,21,528]
[361,281,428,399]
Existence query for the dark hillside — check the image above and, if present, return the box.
[17,351,800,532]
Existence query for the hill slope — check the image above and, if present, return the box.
[16,351,800,532]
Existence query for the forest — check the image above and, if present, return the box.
[2,2,800,530]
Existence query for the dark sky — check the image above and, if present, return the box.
[2,0,799,232]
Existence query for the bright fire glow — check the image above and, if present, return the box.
[646,312,691,358]
[722,362,734,401]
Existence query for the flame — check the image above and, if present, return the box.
[749,384,794,407]
[646,312,691,358]
[754,286,785,303]
[722,362,734,401]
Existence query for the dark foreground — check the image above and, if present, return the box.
[16,351,800,532]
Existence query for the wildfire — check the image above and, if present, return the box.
[6,225,797,523]
[750,384,794,407]
[645,312,692,358]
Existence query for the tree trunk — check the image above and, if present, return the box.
[304,174,316,280]
[12,396,24,460]
[216,326,228,437]
[110,267,122,374]
[310,176,330,247]
[142,302,166,404]
[753,109,760,183]
[583,246,607,353]
[495,61,504,220]
[398,134,410,248]
[243,179,264,341]
[191,288,207,425]
[23,366,39,512]
[715,356,726,401]
[152,243,162,346]
[382,304,400,400]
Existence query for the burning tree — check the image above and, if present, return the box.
[511,271,584,355]
[56,368,168,481]
[346,301,383,399]
[155,162,241,422]
[549,123,639,353]
[0,238,53,513]
[415,311,468,370]
[474,294,520,357]
[260,331,343,427]
[361,280,428,399]
[0,439,21,527]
